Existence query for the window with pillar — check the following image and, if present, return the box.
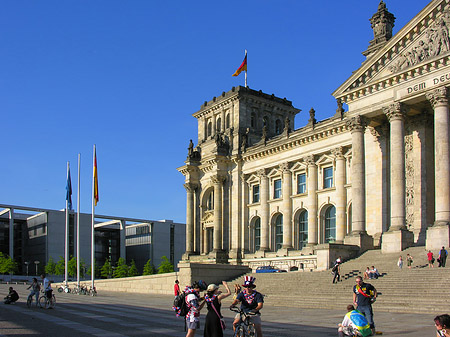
[275,119,282,135]
[273,179,282,199]
[323,166,333,189]
[252,185,260,203]
[206,191,214,210]
[216,117,222,133]
[297,173,306,194]
[254,218,261,251]
[274,214,283,250]
[298,210,308,249]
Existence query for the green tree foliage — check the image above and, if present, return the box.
[79,258,87,278]
[87,261,101,278]
[100,260,112,279]
[44,257,56,275]
[113,258,128,278]
[142,259,155,275]
[55,256,65,276]
[127,260,139,277]
[68,256,77,277]
[157,256,174,274]
[0,253,18,274]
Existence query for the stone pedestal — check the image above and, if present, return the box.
[381,229,414,253]
[276,247,292,257]
[344,232,374,252]
[426,224,450,251]
[208,250,228,264]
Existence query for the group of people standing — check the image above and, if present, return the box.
[427,247,448,268]
[174,276,264,337]
[4,274,52,307]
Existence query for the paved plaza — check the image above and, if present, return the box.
[0,283,439,336]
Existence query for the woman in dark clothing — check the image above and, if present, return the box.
[203,281,231,337]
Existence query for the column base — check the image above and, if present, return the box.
[344,232,373,252]
[381,228,414,253]
[182,252,195,260]
[228,249,241,260]
[426,224,450,251]
[277,247,292,256]
[208,250,229,264]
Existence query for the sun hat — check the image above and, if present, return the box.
[207,284,219,292]
[242,276,256,288]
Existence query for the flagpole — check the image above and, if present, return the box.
[245,49,247,88]
[91,145,96,290]
[76,153,81,288]
[65,161,69,287]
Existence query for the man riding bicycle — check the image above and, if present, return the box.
[40,274,53,301]
[230,276,264,337]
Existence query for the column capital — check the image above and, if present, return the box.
[331,147,345,160]
[183,183,198,192]
[426,86,448,108]
[304,155,316,167]
[257,169,268,178]
[211,175,226,185]
[383,102,406,122]
[279,162,291,173]
[346,115,367,133]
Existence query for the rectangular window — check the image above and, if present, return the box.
[323,167,333,189]
[273,179,282,199]
[252,185,260,203]
[297,173,306,194]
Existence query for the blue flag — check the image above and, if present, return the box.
[66,167,72,210]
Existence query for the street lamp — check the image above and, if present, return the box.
[24,261,30,276]
[34,261,40,276]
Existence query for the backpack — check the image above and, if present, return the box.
[173,292,189,317]
[332,264,338,272]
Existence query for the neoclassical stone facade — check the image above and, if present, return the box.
[178,0,450,269]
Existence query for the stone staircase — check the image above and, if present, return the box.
[224,246,450,314]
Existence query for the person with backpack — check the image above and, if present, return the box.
[332,258,342,284]
[177,280,206,337]
[439,247,448,267]
[338,304,372,337]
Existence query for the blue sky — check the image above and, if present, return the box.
[0,1,428,223]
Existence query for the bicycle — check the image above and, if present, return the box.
[72,284,88,295]
[39,291,56,309]
[27,292,39,308]
[230,307,257,337]
[88,286,97,296]
[57,284,71,293]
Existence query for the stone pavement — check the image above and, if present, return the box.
[0,284,440,336]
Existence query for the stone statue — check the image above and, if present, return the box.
[240,128,249,152]
[308,108,316,125]
[188,139,194,156]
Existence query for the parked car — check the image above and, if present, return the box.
[255,266,287,273]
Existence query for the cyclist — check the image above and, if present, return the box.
[27,277,40,306]
[230,276,264,337]
[40,274,53,305]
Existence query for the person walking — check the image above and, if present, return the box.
[439,247,448,267]
[203,281,231,337]
[174,279,181,297]
[353,276,378,335]
[406,254,413,269]
[332,260,341,284]
[185,280,207,337]
[397,256,403,269]
[427,250,435,268]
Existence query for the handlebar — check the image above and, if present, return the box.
[229,307,257,315]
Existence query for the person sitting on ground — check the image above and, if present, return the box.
[338,304,372,337]
[363,267,370,280]
[434,314,450,337]
[369,266,380,279]
[4,287,19,304]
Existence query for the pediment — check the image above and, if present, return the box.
[333,0,450,102]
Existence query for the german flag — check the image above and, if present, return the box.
[232,52,247,77]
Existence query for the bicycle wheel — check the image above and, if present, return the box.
[39,296,49,309]
[234,326,245,337]
[89,289,97,296]
[247,323,256,337]
[57,287,63,293]
[49,295,56,308]
[72,287,79,295]
[27,295,32,308]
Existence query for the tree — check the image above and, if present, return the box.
[0,253,18,275]
[128,260,139,277]
[157,256,174,274]
[142,259,155,275]
[45,257,56,275]
[87,261,101,278]
[100,260,112,279]
[68,256,77,278]
[55,256,65,276]
[113,258,128,278]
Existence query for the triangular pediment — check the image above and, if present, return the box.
[333,0,450,102]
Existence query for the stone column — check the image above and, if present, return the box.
[384,103,407,230]
[259,169,270,251]
[183,183,197,256]
[9,208,14,259]
[427,87,450,225]
[119,220,126,260]
[347,115,366,234]
[281,162,293,249]
[305,156,318,245]
[426,87,450,250]
[212,175,225,252]
[332,147,346,242]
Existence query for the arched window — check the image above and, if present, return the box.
[207,121,212,137]
[254,218,261,251]
[298,210,308,249]
[275,119,282,135]
[324,206,336,243]
[206,191,214,211]
[216,117,222,133]
[263,116,269,129]
[226,114,230,129]
[274,214,283,250]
